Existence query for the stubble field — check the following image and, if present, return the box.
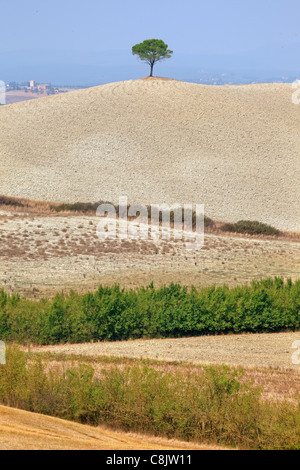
[0,207,299,299]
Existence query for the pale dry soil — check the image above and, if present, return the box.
[0,405,225,450]
[0,211,299,298]
[0,79,299,231]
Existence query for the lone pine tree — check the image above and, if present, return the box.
[132,39,173,77]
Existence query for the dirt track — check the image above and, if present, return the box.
[1,78,299,231]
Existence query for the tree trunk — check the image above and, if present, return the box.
[150,62,154,77]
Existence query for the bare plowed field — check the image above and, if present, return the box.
[1,79,299,231]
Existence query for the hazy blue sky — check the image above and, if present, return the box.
[1,0,299,84]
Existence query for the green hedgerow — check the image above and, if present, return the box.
[0,278,299,345]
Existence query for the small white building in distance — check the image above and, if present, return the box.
[30,80,35,88]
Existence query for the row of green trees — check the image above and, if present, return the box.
[0,278,299,345]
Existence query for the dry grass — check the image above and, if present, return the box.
[29,351,300,404]
[0,405,224,450]
[0,207,299,299]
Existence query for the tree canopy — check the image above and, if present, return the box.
[132,39,173,77]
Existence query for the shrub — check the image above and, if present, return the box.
[220,220,281,236]
[50,202,99,213]
[0,196,24,208]
[50,201,215,230]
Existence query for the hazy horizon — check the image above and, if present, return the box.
[1,0,300,85]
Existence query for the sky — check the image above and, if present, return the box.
[1,0,299,84]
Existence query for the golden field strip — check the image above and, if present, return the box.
[0,405,225,450]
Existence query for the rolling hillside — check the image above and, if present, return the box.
[0,78,299,230]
